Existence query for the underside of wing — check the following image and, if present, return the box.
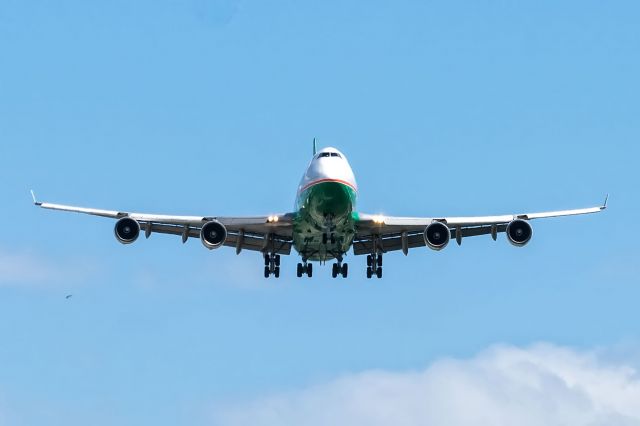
[137,220,293,255]
[35,197,295,255]
[354,198,607,255]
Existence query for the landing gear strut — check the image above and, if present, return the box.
[297,261,313,278]
[366,253,383,279]
[264,253,281,278]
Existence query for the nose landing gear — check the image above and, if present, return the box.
[322,233,337,245]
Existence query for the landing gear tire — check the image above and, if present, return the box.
[332,260,348,278]
[367,252,383,279]
[297,262,313,278]
[264,253,281,278]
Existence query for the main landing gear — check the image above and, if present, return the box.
[366,253,383,279]
[264,253,281,278]
[296,261,313,278]
[331,257,348,278]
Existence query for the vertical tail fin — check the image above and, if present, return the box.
[313,138,317,156]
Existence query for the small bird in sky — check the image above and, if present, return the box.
[65,294,73,300]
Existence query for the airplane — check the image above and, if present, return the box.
[32,140,607,279]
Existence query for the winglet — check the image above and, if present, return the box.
[30,189,42,206]
[313,138,317,156]
[602,194,609,210]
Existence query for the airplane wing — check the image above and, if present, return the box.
[353,197,608,255]
[32,193,295,255]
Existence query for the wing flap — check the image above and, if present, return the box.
[353,232,424,255]
[352,224,509,255]
[223,235,291,255]
[138,223,292,254]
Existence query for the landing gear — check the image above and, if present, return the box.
[366,253,383,279]
[331,262,348,278]
[322,233,337,245]
[330,253,348,278]
[297,261,313,278]
[264,253,281,278]
[331,263,349,278]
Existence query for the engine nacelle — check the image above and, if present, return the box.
[506,219,533,247]
[114,217,140,244]
[424,222,450,251]
[200,220,227,250]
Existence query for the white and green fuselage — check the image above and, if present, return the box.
[292,147,358,262]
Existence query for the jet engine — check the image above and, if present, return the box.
[424,222,451,251]
[114,217,140,244]
[506,219,533,247]
[200,220,227,249]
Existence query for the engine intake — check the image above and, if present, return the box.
[506,219,532,247]
[200,220,227,249]
[424,222,450,251]
[114,217,140,244]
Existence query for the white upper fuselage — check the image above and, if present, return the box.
[296,147,358,205]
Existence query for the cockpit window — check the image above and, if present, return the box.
[317,152,331,158]
[316,152,342,159]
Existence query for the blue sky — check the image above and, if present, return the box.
[1,1,639,425]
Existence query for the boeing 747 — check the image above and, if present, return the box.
[33,141,607,279]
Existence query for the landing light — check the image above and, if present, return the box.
[268,215,279,223]
[373,215,385,224]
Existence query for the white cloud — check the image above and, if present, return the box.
[0,248,96,287]
[213,344,640,426]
